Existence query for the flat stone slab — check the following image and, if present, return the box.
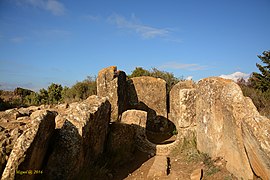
[147,156,167,178]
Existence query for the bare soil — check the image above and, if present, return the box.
[110,146,238,180]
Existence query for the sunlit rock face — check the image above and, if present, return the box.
[97,66,128,122]
[44,95,111,179]
[196,77,270,179]
[127,76,167,118]
[1,66,270,180]
[1,110,56,180]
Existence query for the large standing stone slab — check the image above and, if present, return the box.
[1,110,56,180]
[97,66,127,121]
[169,80,196,128]
[106,122,136,166]
[127,76,167,118]
[196,77,270,179]
[44,95,111,179]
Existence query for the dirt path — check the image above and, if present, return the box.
[112,149,238,180]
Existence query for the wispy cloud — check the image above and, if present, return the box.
[82,15,100,21]
[160,62,208,71]
[10,36,27,43]
[107,14,170,39]
[18,0,66,16]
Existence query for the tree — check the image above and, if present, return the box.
[128,67,151,78]
[14,87,33,97]
[47,83,63,104]
[249,50,270,92]
[39,88,48,104]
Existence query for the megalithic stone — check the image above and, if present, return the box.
[97,66,128,122]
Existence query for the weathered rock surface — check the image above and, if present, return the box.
[44,95,111,179]
[106,122,136,166]
[240,97,270,179]
[147,155,167,178]
[1,110,56,180]
[196,77,270,179]
[242,122,270,180]
[169,80,196,128]
[190,168,203,180]
[127,76,167,118]
[121,110,155,154]
[121,110,147,128]
[97,66,128,121]
[0,107,41,177]
[1,66,270,180]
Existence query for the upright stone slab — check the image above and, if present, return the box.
[1,110,56,180]
[121,110,156,154]
[196,77,270,179]
[97,66,127,121]
[127,76,167,118]
[121,110,147,128]
[44,95,111,179]
[169,80,196,128]
[106,122,136,166]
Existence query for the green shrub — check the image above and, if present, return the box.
[14,87,33,97]
[25,92,40,106]
[238,80,270,118]
[48,83,63,104]
[62,76,97,102]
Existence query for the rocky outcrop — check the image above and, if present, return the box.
[0,109,30,176]
[1,66,270,180]
[97,66,128,121]
[44,95,111,179]
[196,77,270,179]
[1,110,56,180]
[127,76,167,119]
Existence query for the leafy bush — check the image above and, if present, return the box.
[62,76,97,102]
[238,81,270,118]
[25,92,40,106]
[14,87,33,97]
[48,83,63,104]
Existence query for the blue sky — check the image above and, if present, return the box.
[0,0,269,91]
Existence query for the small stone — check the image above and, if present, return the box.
[190,168,203,180]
